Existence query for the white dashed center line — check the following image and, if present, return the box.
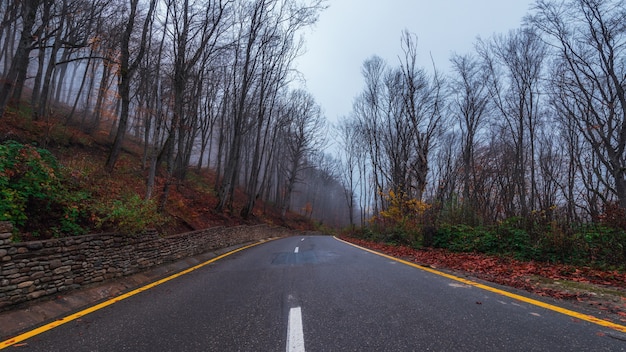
[287,306,305,352]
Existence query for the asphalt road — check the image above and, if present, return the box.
[10,236,626,351]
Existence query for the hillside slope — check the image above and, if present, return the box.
[0,105,315,240]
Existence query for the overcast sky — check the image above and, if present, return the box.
[294,0,535,123]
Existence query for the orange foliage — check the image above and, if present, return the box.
[370,190,431,235]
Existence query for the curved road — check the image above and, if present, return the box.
[4,236,626,351]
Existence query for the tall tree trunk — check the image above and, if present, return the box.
[34,2,65,122]
[105,0,155,172]
[80,55,99,126]
[91,60,111,132]
[0,0,39,118]
[53,50,71,103]
[31,33,47,112]
[0,4,19,76]
[66,53,92,124]
[105,7,135,172]
[216,127,243,212]
[281,158,299,218]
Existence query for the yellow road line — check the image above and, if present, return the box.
[335,237,626,333]
[0,239,273,349]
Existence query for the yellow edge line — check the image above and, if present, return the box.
[334,236,626,333]
[0,239,273,349]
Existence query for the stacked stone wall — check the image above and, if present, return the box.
[0,222,293,310]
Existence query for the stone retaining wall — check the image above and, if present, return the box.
[0,222,294,310]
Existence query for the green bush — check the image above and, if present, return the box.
[354,208,626,270]
[433,220,535,257]
[494,217,533,258]
[576,224,626,267]
[433,224,496,253]
[55,190,91,236]
[433,224,473,252]
[0,140,96,237]
[0,140,62,227]
[431,217,626,270]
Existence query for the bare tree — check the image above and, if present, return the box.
[215,0,271,213]
[167,0,231,181]
[239,8,305,218]
[431,131,459,205]
[352,33,445,222]
[31,0,69,121]
[105,0,157,172]
[196,65,226,171]
[353,55,387,213]
[530,0,626,209]
[478,27,547,218]
[398,31,446,201]
[278,89,326,217]
[449,53,490,220]
[0,2,20,76]
[0,0,40,118]
[335,116,362,227]
[215,0,324,213]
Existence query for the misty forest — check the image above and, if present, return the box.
[1,0,626,268]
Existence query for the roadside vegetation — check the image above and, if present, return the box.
[344,189,626,272]
[346,203,626,272]
[0,107,314,241]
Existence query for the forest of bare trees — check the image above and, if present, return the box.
[0,0,357,227]
[1,0,625,237]
[337,0,626,236]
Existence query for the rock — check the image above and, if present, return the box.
[49,259,62,269]
[53,265,72,275]
[27,290,46,300]
[26,242,43,250]
[17,281,34,289]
